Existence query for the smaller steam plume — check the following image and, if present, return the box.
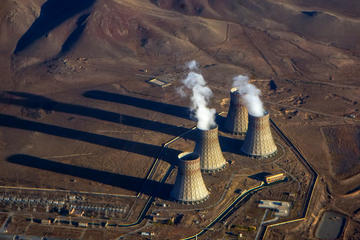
[179,60,216,130]
[232,75,264,117]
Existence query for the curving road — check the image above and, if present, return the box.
[118,126,196,227]
[255,119,319,239]
[181,182,265,240]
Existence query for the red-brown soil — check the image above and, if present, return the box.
[1,0,360,239]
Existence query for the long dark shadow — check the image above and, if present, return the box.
[83,90,191,120]
[82,90,244,153]
[2,92,242,154]
[0,114,179,163]
[2,92,194,140]
[7,154,171,199]
[14,0,95,53]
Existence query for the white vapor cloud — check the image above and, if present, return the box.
[232,75,264,117]
[179,60,216,130]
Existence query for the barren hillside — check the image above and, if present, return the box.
[1,0,360,239]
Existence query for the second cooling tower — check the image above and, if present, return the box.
[194,125,227,172]
[224,88,248,135]
[170,152,209,204]
[241,112,277,158]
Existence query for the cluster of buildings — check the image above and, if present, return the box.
[170,87,278,204]
[258,200,291,217]
[0,194,128,217]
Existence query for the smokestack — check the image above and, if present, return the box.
[170,152,209,204]
[194,125,227,172]
[224,87,248,135]
[241,112,277,158]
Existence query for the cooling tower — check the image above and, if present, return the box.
[170,152,209,204]
[194,125,227,172]
[224,88,248,135]
[241,112,277,158]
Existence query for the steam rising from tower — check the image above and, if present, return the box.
[194,125,227,172]
[231,74,277,157]
[232,75,264,117]
[224,87,248,134]
[179,60,216,130]
[170,152,209,204]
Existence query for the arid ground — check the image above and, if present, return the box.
[1,0,360,239]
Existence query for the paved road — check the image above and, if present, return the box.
[255,120,319,239]
[264,100,360,122]
[0,212,13,233]
[181,182,265,240]
[118,127,195,227]
[255,209,269,240]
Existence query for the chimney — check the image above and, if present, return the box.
[194,125,227,172]
[241,112,277,158]
[170,152,209,204]
[224,87,248,135]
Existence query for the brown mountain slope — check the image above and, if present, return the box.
[0,1,360,238]
[0,0,359,92]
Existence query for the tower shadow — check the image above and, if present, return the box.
[1,92,194,140]
[82,90,244,154]
[1,91,243,160]
[83,90,190,120]
[0,114,180,163]
[7,154,172,199]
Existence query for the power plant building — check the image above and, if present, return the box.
[194,125,227,172]
[170,152,209,204]
[241,112,277,158]
[224,88,248,135]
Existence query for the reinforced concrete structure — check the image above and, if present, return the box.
[194,125,227,172]
[170,152,209,204]
[258,200,291,217]
[241,112,277,158]
[224,88,248,135]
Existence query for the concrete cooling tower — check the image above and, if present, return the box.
[241,112,277,158]
[224,88,248,135]
[194,125,227,172]
[170,152,209,204]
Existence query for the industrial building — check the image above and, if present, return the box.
[170,152,209,204]
[194,125,227,172]
[241,112,277,158]
[258,200,291,217]
[265,173,286,184]
[224,87,248,135]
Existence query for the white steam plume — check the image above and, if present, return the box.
[179,60,216,130]
[232,75,265,117]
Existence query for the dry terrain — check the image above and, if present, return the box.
[1,0,360,239]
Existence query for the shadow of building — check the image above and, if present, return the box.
[7,154,172,199]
